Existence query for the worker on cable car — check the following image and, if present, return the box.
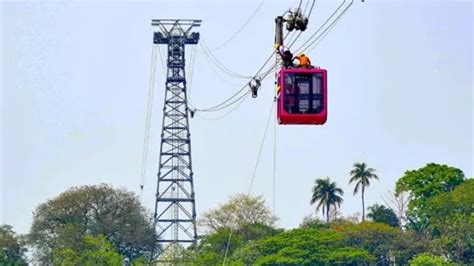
[295,53,312,68]
[278,45,294,68]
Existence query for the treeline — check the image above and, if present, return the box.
[1,185,155,265]
[1,163,472,265]
[181,163,472,265]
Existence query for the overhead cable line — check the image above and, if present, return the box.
[200,39,254,79]
[197,89,251,113]
[193,0,328,115]
[285,31,298,49]
[222,100,276,266]
[200,19,294,84]
[206,0,265,52]
[187,45,198,97]
[223,2,355,262]
[191,81,249,112]
[305,0,317,20]
[192,36,283,113]
[192,26,295,114]
[272,104,277,216]
[305,0,353,52]
[199,42,245,86]
[197,24,293,112]
[288,0,316,48]
[296,0,303,14]
[294,0,347,53]
[193,63,277,119]
[195,92,251,121]
[192,63,271,113]
[303,0,311,14]
[139,44,158,193]
[247,100,276,195]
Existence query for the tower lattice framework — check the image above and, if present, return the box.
[152,19,200,252]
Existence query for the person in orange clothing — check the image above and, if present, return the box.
[295,53,311,68]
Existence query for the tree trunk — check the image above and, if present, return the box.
[326,204,330,223]
[362,186,365,221]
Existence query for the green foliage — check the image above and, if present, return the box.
[234,228,374,265]
[409,252,452,266]
[425,179,474,229]
[395,163,465,228]
[425,179,474,264]
[391,229,431,265]
[238,222,283,242]
[182,165,472,265]
[299,215,330,229]
[200,227,244,257]
[342,221,428,265]
[0,225,27,265]
[188,223,282,264]
[28,184,156,263]
[349,162,379,221]
[130,256,149,265]
[395,163,465,200]
[189,193,280,265]
[198,194,275,233]
[310,177,344,222]
[367,204,400,227]
[343,222,399,264]
[394,164,471,264]
[52,235,124,265]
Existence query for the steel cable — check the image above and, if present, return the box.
[222,100,276,266]
[206,0,266,52]
[139,44,158,193]
[293,0,347,53]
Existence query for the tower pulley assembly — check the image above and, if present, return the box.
[286,8,309,31]
[249,77,262,98]
[274,7,328,125]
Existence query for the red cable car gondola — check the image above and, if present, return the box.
[277,67,327,125]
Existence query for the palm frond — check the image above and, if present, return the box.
[349,175,359,183]
[353,181,360,195]
[349,162,379,195]
[310,177,344,218]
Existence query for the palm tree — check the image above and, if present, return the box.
[349,162,379,221]
[310,177,344,223]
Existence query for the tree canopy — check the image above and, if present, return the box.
[16,163,471,265]
[342,221,428,265]
[52,235,124,265]
[191,194,279,264]
[0,225,27,265]
[310,177,344,223]
[349,162,379,221]
[28,184,156,263]
[395,163,465,228]
[409,253,453,266]
[198,194,275,233]
[424,179,474,264]
[234,227,374,265]
[367,204,400,227]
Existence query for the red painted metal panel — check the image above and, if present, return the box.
[277,67,327,125]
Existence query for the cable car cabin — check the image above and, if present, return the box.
[277,67,327,125]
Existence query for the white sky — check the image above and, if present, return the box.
[1,0,473,235]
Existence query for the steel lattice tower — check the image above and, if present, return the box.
[152,19,200,254]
